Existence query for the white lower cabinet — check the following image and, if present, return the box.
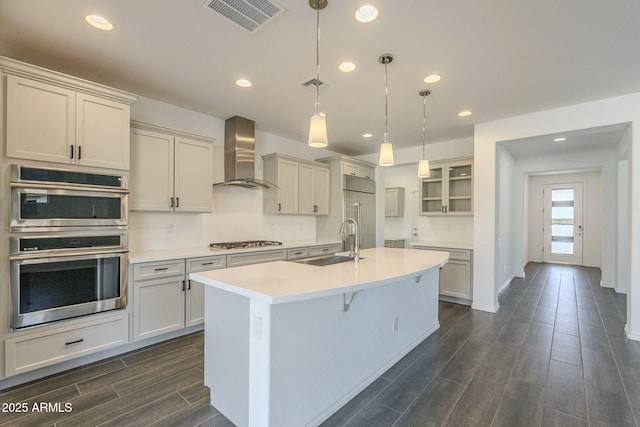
[4,313,129,377]
[132,256,226,341]
[412,245,473,304]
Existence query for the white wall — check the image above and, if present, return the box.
[129,97,337,251]
[617,159,628,293]
[526,171,602,268]
[496,145,517,292]
[473,92,640,341]
[358,137,474,246]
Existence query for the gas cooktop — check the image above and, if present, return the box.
[209,240,283,250]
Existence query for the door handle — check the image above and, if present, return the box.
[70,145,74,159]
[78,146,82,160]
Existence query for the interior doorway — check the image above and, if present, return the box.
[543,183,584,265]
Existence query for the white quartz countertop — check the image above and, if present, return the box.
[129,240,342,264]
[190,247,449,304]
[410,240,474,250]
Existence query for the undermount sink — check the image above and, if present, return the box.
[292,255,357,266]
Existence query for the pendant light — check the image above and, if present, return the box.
[378,54,394,166]
[308,0,328,148]
[417,90,431,178]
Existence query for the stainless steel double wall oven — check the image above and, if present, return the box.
[9,165,129,329]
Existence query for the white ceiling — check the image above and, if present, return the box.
[1,0,640,156]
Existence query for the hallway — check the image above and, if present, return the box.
[323,262,640,426]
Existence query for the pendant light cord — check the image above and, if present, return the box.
[384,61,389,143]
[315,0,320,115]
[422,93,426,159]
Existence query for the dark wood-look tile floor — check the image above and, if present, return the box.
[2,263,639,426]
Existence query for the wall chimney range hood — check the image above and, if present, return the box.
[214,116,276,189]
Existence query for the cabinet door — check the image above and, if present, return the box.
[76,94,130,170]
[446,160,473,215]
[343,162,359,176]
[276,158,299,214]
[6,75,76,164]
[313,166,330,215]
[298,163,315,215]
[130,129,174,211]
[185,279,205,327]
[420,164,445,215]
[359,166,374,179]
[134,277,185,341]
[439,259,471,299]
[174,137,213,212]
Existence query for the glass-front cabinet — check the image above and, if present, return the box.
[420,158,473,216]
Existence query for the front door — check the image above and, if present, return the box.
[543,183,584,265]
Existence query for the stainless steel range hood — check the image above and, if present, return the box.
[214,116,275,189]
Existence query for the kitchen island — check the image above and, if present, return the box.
[190,247,448,427]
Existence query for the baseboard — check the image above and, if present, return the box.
[471,302,500,313]
[498,277,513,295]
[600,280,615,289]
[625,324,640,342]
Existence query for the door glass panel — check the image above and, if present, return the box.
[20,193,122,220]
[550,189,574,255]
[19,257,120,314]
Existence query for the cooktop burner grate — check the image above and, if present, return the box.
[209,240,283,250]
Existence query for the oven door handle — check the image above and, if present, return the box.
[10,182,130,195]
[10,248,129,261]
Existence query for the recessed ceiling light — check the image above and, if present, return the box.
[85,14,114,31]
[355,5,378,23]
[362,133,373,138]
[339,62,357,72]
[553,137,567,142]
[235,79,252,88]
[424,74,441,83]
[458,110,472,117]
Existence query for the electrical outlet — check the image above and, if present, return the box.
[392,317,399,332]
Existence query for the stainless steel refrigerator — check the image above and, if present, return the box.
[343,175,376,250]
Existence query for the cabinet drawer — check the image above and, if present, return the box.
[287,247,309,260]
[308,243,343,257]
[414,246,471,261]
[187,255,226,272]
[226,249,287,268]
[133,259,185,281]
[446,249,471,261]
[5,314,128,377]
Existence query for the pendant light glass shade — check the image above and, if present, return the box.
[379,141,394,166]
[308,0,328,148]
[308,113,328,147]
[417,89,431,177]
[378,54,394,166]
[418,159,431,178]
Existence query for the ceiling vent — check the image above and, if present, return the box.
[302,78,325,88]
[201,0,286,32]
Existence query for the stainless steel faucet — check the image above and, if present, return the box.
[339,217,360,263]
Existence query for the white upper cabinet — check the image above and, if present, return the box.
[130,122,214,213]
[299,163,329,215]
[174,137,214,212]
[3,58,137,171]
[263,153,330,215]
[75,93,130,170]
[343,161,374,179]
[6,75,76,165]
[130,128,174,212]
[385,187,405,217]
[420,158,473,216]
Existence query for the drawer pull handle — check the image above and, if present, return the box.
[202,262,214,266]
[65,339,84,346]
[322,248,329,252]
[294,252,303,255]
[154,267,169,271]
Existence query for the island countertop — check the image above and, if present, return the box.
[190,247,448,305]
